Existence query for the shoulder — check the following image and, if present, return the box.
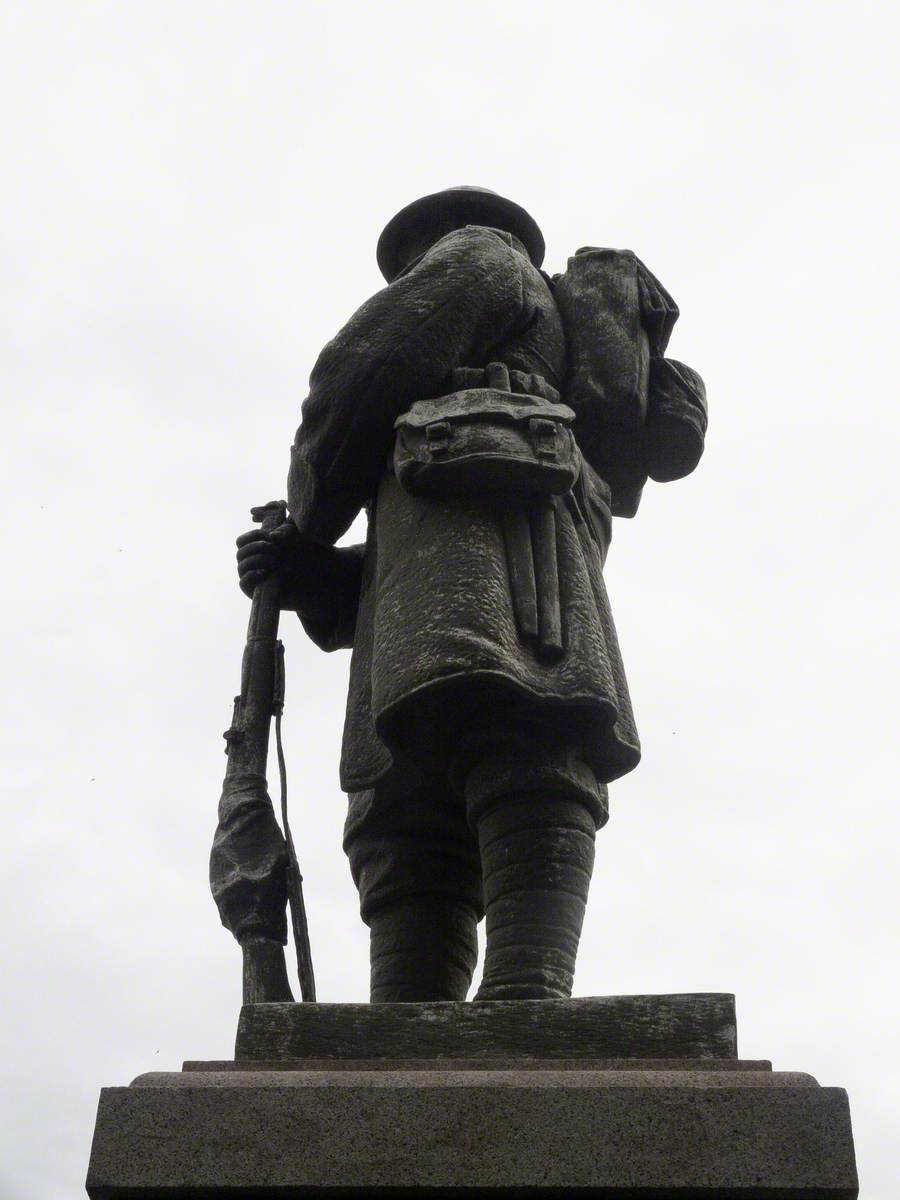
[438,224,520,254]
[407,225,522,276]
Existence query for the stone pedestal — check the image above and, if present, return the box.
[86,994,858,1198]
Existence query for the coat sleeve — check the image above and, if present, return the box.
[295,542,365,652]
[288,227,529,544]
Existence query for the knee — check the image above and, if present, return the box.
[457,728,608,832]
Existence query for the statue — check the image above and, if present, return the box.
[89,190,859,1200]
[209,186,707,1004]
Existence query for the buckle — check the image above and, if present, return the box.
[529,417,558,460]
[426,420,451,454]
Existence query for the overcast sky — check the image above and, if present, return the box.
[2,2,898,1197]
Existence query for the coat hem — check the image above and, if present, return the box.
[340,665,640,794]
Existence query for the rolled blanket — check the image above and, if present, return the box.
[644,358,708,482]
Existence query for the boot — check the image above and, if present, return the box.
[473,794,596,1001]
[368,897,479,1002]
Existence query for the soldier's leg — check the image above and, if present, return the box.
[343,777,483,1002]
[457,722,607,1001]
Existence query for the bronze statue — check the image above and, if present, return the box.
[211,186,707,1003]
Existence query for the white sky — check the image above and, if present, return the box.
[1,2,897,1196]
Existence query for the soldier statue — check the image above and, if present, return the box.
[211,186,707,1003]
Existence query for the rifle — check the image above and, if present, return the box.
[211,500,316,1003]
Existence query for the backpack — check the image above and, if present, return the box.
[553,248,706,517]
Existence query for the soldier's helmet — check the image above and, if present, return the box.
[376,186,545,282]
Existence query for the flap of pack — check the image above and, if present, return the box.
[396,389,575,430]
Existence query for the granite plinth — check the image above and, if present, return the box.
[86,997,858,1199]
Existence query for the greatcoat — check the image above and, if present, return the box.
[287,225,701,798]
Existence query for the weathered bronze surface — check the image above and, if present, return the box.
[233,995,738,1062]
[211,186,707,1003]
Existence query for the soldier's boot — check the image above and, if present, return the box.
[368,897,479,1002]
[473,795,596,1001]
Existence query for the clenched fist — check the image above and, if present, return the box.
[235,520,365,642]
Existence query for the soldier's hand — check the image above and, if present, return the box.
[236,521,299,598]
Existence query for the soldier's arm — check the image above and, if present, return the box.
[290,542,365,652]
[288,226,529,544]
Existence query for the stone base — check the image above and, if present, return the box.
[233,993,738,1061]
[86,996,858,1198]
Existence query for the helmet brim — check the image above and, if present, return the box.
[376,187,545,282]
